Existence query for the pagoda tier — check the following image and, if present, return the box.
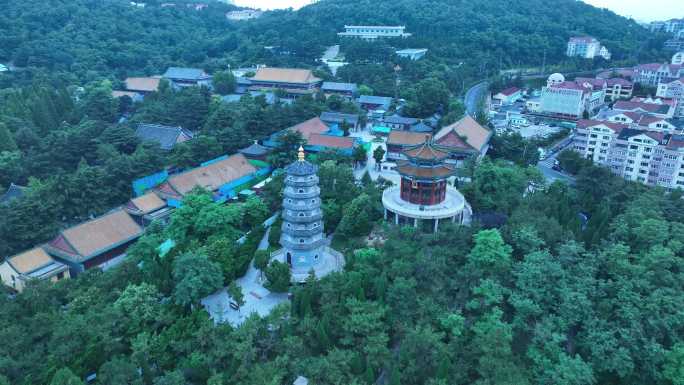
[271,147,345,282]
[395,140,456,206]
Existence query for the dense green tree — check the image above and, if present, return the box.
[265,260,291,292]
[212,70,237,95]
[50,369,85,385]
[172,252,224,308]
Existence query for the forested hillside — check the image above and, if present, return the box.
[0,0,667,87]
[249,0,665,66]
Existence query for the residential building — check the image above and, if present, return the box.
[226,9,263,20]
[0,247,70,293]
[154,153,258,206]
[665,39,684,52]
[43,210,144,274]
[163,67,212,88]
[672,51,684,65]
[613,99,676,119]
[337,25,411,40]
[270,147,344,282]
[0,183,26,206]
[320,82,357,99]
[320,111,360,132]
[492,87,522,106]
[382,139,470,232]
[249,68,322,98]
[604,78,634,101]
[650,18,684,35]
[380,115,419,130]
[633,63,683,86]
[572,119,684,189]
[125,77,161,94]
[395,48,428,60]
[566,37,610,59]
[135,123,194,151]
[0,64,8,72]
[124,192,172,226]
[600,110,678,132]
[358,95,392,111]
[657,78,684,117]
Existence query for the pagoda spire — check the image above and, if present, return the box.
[298,145,305,162]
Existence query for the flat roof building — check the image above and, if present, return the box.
[338,25,411,40]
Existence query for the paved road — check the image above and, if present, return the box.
[464,81,488,116]
[536,137,576,185]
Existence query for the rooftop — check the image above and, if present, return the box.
[126,192,166,215]
[320,111,359,125]
[321,82,357,92]
[388,130,431,146]
[382,115,419,125]
[358,95,393,105]
[136,123,193,150]
[163,67,209,81]
[434,115,492,153]
[166,153,257,196]
[239,141,272,156]
[252,68,321,84]
[0,183,26,205]
[7,247,56,275]
[307,134,355,149]
[288,117,330,141]
[46,210,143,262]
[125,77,161,92]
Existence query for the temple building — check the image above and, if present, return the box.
[382,138,471,232]
[271,147,345,282]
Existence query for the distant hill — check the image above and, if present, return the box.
[245,0,664,66]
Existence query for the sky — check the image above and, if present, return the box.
[231,0,681,22]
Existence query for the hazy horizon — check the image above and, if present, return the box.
[230,0,681,22]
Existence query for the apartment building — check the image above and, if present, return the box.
[656,78,684,117]
[633,63,683,86]
[572,120,684,189]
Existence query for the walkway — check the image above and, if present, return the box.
[201,227,289,327]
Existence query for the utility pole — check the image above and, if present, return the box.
[541,49,547,76]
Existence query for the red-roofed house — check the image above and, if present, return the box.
[604,78,633,101]
[491,87,522,106]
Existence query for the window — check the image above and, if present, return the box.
[299,239,305,243]
[287,223,291,228]
[57,272,64,280]
[629,145,638,149]
[311,199,316,203]
[298,213,305,217]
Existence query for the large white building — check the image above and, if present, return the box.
[338,25,411,40]
[657,78,684,117]
[566,37,610,60]
[540,75,605,119]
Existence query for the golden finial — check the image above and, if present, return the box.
[297,145,305,161]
